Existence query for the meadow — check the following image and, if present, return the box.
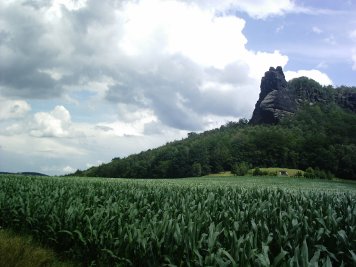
[0,174,355,266]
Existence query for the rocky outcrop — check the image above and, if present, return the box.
[250,66,356,124]
[335,91,356,113]
[250,66,296,124]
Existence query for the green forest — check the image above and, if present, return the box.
[74,78,356,180]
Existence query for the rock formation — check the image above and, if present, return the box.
[250,66,296,124]
[250,66,356,124]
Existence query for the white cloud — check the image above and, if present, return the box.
[0,133,86,158]
[62,165,75,174]
[120,0,247,68]
[285,69,333,86]
[30,105,72,138]
[350,31,356,71]
[187,0,296,19]
[352,50,356,71]
[275,25,284,33]
[96,108,158,137]
[312,26,322,34]
[0,97,31,120]
[349,30,356,41]
[103,0,290,130]
[324,35,336,45]
[246,50,289,79]
[316,61,328,69]
[179,0,296,19]
[0,0,291,131]
[231,0,296,19]
[0,0,305,175]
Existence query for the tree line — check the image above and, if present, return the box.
[73,101,356,180]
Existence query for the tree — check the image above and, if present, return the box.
[191,163,202,177]
[231,162,249,176]
[253,168,263,176]
[304,167,315,179]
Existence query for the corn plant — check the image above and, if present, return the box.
[0,175,355,266]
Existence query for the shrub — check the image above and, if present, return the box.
[252,168,268,176]
[231,162,249,176]
[304,167,315,179]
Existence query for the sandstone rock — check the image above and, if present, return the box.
[250,66,356,124]
[250,67,296,124]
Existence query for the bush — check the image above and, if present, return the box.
[304,167,315,179]
[231,162,249,176]
[304,167,333,180]
[191,163,202,177]
[252,168,268,176]
[295,171,303,177]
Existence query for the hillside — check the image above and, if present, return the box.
[0,172,48,176]
[250,66,356,124]
[73,67,356,180]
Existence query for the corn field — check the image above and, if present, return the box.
[0,175,355,266]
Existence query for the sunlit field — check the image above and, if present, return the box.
[0,174,355,266]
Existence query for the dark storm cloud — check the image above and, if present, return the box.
[104,54,254,130]
[104,55,206,130]
[0,0,122,99]
[0,67,61,98]
[0,2,62,98]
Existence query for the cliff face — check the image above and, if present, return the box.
[250,67,296,124]
[250,66,356,124]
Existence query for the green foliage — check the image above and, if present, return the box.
[304,167,333,180]
[73,88,356,180]
[295,171,303,177]
[288,76,334,104]
[304,167,316,179]
[0,175,355,266]
[0,229,75,267]
[252,167,269,176]
[231,162,249,176]
[191,162,202,177]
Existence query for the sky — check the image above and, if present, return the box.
[1,0,356,175]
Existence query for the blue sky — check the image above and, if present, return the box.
[240,0,356,85]
[1,0,356,175]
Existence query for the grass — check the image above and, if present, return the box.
[155,174,356,193]
[207,171,233,176]
[208,168,305,177]
[252,167,304,176]
[0,229,75,267]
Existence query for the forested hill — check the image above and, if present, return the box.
[73,70,356,180]
[250,66,356,124]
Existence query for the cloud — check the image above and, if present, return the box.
[324,35,336,45]
[0,0,126,99]
[62,165,76,174]
[40,164,76,175]
[101,0,290,130]
[352,51,356,71]
[187,0,297,19]
[119,0,247,68]
[312,26,322,34]
[275,25,284,33]
[0,0,302,174]
[0,2,63,98]
[285,69,333,86]
[229,0,296,19]
[316,62,328,69]
[350,31,356,71]
[350,30,356,41]
[30,106,72,138]
[179,0,296,19]
[0,0,292,132]
[0,97,31,120]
